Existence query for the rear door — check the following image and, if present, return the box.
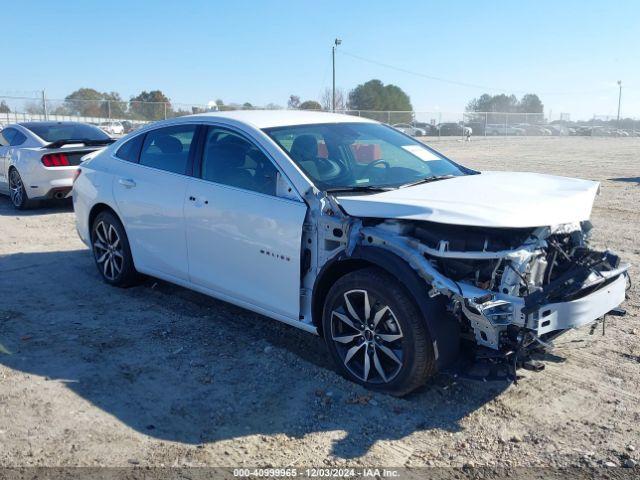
[184,125,307,319]
[112,124,199,281]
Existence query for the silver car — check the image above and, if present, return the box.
[0,121,114,209]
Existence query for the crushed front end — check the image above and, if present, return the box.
[354,218,629,370]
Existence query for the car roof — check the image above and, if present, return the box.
[182,110,377,129]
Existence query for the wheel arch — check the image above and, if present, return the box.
[7,164,20,180]
[312,245,460,368]
[88,202,122,234]
[87,202,133,249]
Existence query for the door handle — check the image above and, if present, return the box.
[188,195,209,206]
[118,178,136,188]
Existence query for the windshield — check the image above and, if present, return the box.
[264,122,470,191]
[21,122,111,143]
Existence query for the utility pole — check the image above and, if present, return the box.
[616,80,622,129]
[332,38,341,112]
[42,89,48,121]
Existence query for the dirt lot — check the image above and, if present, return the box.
[0,137,638,469]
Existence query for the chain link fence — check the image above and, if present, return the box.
[0,96,215,132]
[1,95,638,138]
[341,110,640,138]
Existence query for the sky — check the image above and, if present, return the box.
[3,0,639,120]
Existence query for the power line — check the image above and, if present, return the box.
[337,50,616,96]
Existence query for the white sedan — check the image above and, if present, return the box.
[0,122,115,209]
[73,110,628,395]
[98,121,125,136]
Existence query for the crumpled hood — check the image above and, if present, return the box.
[336,171,600,228]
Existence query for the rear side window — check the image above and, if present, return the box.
[115,134,144,162]
[0,128,17,146]
[10,130,27,146]
[138,125,197,175]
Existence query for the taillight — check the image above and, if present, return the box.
[73,168,82,184]
[41,153,70,167]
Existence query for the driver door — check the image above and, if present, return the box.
[184,126,307,320]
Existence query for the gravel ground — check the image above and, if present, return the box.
[0,136,638,469]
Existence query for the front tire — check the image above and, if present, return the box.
[91,211,139,287]
[322,267,436,396]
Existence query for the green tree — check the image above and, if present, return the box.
[299,100,322,110]
[242,102,254,110]
[64,88,128,118]
[130,90,171,120]
[103,91,127,118]
[466,93,543,113]
[0,100,10,113]
[65,88,105,117]
[348,79,412,122]
[518,94,544,113]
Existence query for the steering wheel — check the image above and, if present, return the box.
[361,159,390,178]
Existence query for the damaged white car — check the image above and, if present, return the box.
[73,111,629,395]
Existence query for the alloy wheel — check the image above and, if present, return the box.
[330,289,405,384]
[93,221,124,281]
[9,170,24,207]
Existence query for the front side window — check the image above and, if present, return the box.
[200,127,279,196]
[264,122,470,191]
[138,124,197,175]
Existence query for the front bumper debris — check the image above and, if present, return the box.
[528,274,627,335]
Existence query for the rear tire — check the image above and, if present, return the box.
[322,267,436,396]
[91,211,139,287]
[8,168,32,210]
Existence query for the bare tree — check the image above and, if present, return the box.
[24,101,44,115]
[320,87,345,111]
[287,95,301,109]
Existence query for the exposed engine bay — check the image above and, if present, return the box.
[365,218,628,350]
[304,192,630,373]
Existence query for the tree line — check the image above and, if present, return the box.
[39,80,416,121]
[1,83,547,122]
[466,93,544,113]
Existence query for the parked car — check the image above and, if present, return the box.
[485,124,525,136]
[436,123,472,136]
[514,124,553,136]
[120,120,135,134]
[73,110,628,395]
[99,121,125,136]
[571,126,594,136]
[392,123,426,137]
[0,121,114,209]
